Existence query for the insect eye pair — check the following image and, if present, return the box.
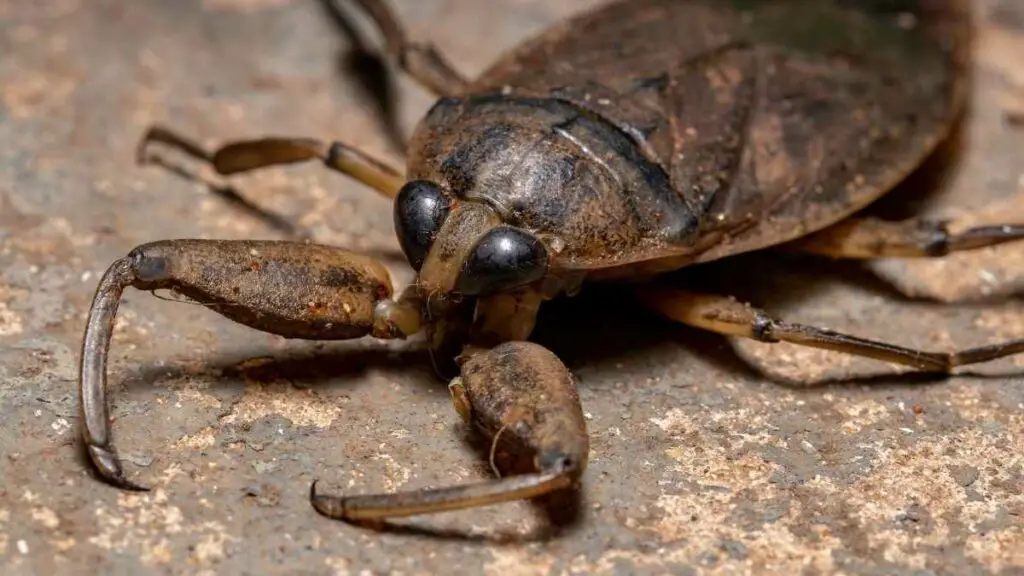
[394,180,549,295]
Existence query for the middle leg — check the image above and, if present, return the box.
[137,124,406,199]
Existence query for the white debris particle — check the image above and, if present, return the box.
[51,418,71,434]
[979,269,998,284]
[0,301,23,336]
[219,381,341,429]
[31,506,60,529]
[17,539,28,554]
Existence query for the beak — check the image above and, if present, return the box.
[424,293,477,380]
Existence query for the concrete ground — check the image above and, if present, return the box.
[1,0,1023,574]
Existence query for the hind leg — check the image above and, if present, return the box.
[637,287,1024,373]
[345,0,469,96]
[782,216,1024,259]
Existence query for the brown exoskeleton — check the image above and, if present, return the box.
[80,0,1024,522]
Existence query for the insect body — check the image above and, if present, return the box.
[80,0,1024,523]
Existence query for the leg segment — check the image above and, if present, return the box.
[80,239,421,490]
[346,0,469,96]
[137,125,406,199]
[637,287,1024,373]
[310,341,588,520]
[783,217,1024,259]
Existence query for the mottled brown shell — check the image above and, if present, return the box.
[408,0,971,280]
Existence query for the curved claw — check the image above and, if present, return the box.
[309,479,359,521]
[310,480,329,514]
[87,445,150,491]
[309,471,571,521]
[79,257,142,491]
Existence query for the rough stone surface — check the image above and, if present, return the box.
[1,0,1023,574]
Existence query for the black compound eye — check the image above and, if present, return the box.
[456,226,549,296]
[394,180,451,271]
